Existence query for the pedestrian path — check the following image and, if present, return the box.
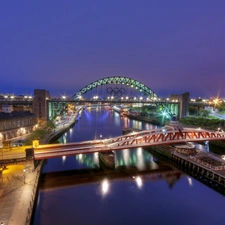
[0,162,41,225]
[0,109,81,224]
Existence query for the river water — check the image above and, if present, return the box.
[32,107,225,225]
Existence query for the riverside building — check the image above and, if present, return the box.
[0,104,37,142]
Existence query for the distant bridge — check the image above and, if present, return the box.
[48,76,179,119]
[34,127,225,160]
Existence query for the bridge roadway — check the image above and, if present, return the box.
[34,127,225,160]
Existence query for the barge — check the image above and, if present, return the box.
[99,151,115,168]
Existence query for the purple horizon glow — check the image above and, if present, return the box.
[0,1,225,99]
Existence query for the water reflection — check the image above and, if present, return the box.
[101,179,110,196]
[62,155,66,164]
[72,147,158,171]
[187,176,193,187]
[134,176,143,188]
[33,108,225,225]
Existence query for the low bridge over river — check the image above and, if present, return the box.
[33,126,225,160]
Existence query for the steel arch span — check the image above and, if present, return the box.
[72,76,159,100]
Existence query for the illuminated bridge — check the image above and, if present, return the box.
[48,76,180,120]
[34,127,225,160]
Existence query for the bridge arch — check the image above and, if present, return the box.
[71,76,177,118]
[72,76,159,100]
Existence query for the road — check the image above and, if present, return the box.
[210,111,225,120]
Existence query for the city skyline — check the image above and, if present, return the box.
[1,1,225,98]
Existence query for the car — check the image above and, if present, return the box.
[12,139,24,146]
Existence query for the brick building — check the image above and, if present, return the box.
[0,107,37,142]
[32,89,50,124]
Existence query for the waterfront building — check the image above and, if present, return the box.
[33,89,50,125]
[179,92,190,118]
[0,105,37,142]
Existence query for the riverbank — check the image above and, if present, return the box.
[124,112,225,150]
[0,161,43,225]
[125,114,165,125]
[0,109,81,225]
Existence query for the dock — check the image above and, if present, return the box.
[149,144,225,194]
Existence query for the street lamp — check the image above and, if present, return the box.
[23,169,26,184]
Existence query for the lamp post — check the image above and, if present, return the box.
[23,169,26,184]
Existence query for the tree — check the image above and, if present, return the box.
[200,110,210,117]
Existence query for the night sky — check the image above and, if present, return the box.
[1,1,225,98]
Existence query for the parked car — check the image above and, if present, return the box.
[12,139,24,146]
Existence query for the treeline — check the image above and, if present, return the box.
[180,116,225,130]
[24,121,56,145]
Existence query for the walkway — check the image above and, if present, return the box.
[0,110,80,225]
[0,163,41,225]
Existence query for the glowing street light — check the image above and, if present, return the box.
[23,169,26,184]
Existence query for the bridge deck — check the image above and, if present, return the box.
[33,127,225,160]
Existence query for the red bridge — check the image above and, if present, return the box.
[34,127,225,160]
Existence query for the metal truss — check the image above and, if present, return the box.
[34,128,225,160]
[111,129,225,149]
[72,76,175,118]
[72,76,159,100]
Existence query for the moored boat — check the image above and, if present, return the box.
[99,151,115,168]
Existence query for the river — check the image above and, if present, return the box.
[32,107,225,225]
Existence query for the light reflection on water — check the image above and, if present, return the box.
[70,147,157,171]
[32,108,225,225]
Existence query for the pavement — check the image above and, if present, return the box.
[0,162,42,225]
[0,110,80,225]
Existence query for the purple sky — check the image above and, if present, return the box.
[0,1,225,98]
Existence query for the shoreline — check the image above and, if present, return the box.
[0,110,81,225]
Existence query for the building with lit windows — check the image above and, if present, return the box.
[33,89,50,124]
[0,105,37,142]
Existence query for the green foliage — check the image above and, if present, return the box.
[180,116,225,129]
[215,102,225,112]
[24,121,56,145]
[200,109,210,117]
[189,106,198,116]
[46,120,56,130]
[189,106,210,117]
